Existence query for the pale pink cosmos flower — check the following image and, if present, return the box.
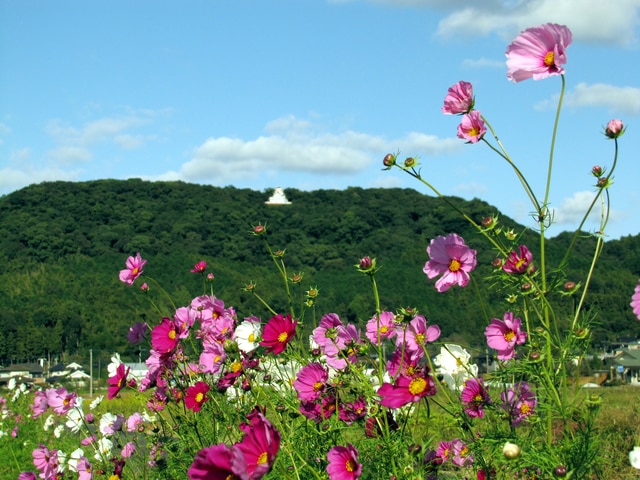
[122,442,137,458]
[31,390,49,418]
[396,315,441,361]
[32,444,59,479]
[119,252,147,285]
[442,80,474,115]
[506,23,572,82]
[365,311,397,345]
[457,110,486,143]
[46,387,77,415]
[423,233,477,292]
[632,279,640,321]
[451,438,473,467]
[485,311,527,360]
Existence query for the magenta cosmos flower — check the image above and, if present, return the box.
[327,444,362,480]
[502,245,533,274]
[442,80,474,115]
[423,233,477,292]
[485,311,527,360]
[191,260,207,273]
[119,252,147,285]
[501,381,537,427]
[456,110,486,144]
[234,409,281,480]
[259,313,297,355]
[293,362,329,402]
[108,363,130,400]
[460,377,491,418]
[378,371,437,408]
[365,311,397,345]
[188,443,242,480]
[632,279,640,321]
[185,381,210,412]
[506,23,572,82]
[151,317,181,354]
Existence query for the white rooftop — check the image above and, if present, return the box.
[265,187,291,205]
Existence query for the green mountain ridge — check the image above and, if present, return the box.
[0,179,638,367]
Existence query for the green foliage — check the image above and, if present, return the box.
[0,179,638,364]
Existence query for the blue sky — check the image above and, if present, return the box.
[1,0,639,239]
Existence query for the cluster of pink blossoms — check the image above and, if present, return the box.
[31,386,77,418]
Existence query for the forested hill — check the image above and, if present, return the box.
[0,179,639,366]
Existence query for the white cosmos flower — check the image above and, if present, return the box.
[7,378,16,390]
[43,414,55,431]
[107,354,122,377]
[95,437,113,461]
[89,395,104,410]
[66,407,85,433]
[53,424,65,438]
[630,446,640,469]
[434,344,478,391]
[67,448,85,472]
[234,320,262,353]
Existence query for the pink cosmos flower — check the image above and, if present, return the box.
[198,340,227,374]
[234,409,281,479]
[126,412,145,432]
[76,456,93,480]
[46,387,77,415]
[121,442,137,458]
[293,362,329,402]
[127,321,148,344]
[506,23,572,82]
[299,395,338,423]
[501,381,537,427]
[452,439,473,467]
[436,440,453,463]
[119,252,147,285]
[378,371,437,408]
[188,443,242,480]
[18,473,37,480]
[312,313,347,350]
[396,315,441,361]
[365,311,397,345]
[442,80,474,115]
[423,233,477,292]
[457,110,486,143]
[31,390,49,418]
[327,444,362,480]
[151,317,181,354]
[502,245,533,274]
[338,397,367,425]
[32,444,60,479]
[185,381,210,412]
[632,279,640,321]
[485,311,527,360]
[460,378,491,418]
[190,260,207,273]
[108,363,130,400]
[259,314,297,355]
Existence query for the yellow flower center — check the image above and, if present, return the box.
[469,126,479,137]
[408,377,427,395]
[277,332,289,343]
[168,330,176,340]
[449,258,461,272]
[415,333,424,344]
[544,50,555,66]
[473,393,483,403]
[132,267,139,275]
[195,392,204,403]
[257,451,268,464]
[520,403,531,415]
[313,381,323,391]
[231,361,242,373]
[380,326,388,334]
[503,330,516,342]
[515,257,527,269]
[346,459,357,472]
[460,446,469,456]
[248,333,255,342]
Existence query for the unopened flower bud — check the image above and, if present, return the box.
[529,351,541,361]
[597,176,611,188]
[383,153,396,168]
[574,327,589,339]
[482,216,496,229]
[521,282,532,292]
[492,258,503,268]
[140,282,149,292]
[564,281,576,291]
[252,224,266,235]
[290,273,303,284]
[591,165,604,177]
[604,119,624,139]
[207,273,215,282]
[404,157,416,168]
[553,465,567,477]
[243,282,256,292]
[359,256,372,270]
[306,287,319,298]
[273,249,285,257]
[503,442,521,459]
[85,413,94,424]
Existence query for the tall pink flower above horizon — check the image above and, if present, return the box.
[457,110,486,143]
[485,311,527,360]
[327,444,362,480]
[632,279,640,321]
[119,252,147,285]
[423,233,477,292]
[260,314,297,355]
[506,23,572,82]
[442,80,474,115]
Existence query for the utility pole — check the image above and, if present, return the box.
[89,349,93,398]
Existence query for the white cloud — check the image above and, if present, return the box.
[0,166,83,195]
[49,146,92,164]
[0,122,10,144]
[180,116,462,184]
[462,57,505,69]
[564,83,640,115]
[551,190,614,227]
[380,0,640,45]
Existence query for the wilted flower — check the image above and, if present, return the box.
[505,23,572,82]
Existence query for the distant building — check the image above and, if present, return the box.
[0,363,45,386]
[265,187,291,205]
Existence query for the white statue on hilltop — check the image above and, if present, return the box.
[265,187,291,205]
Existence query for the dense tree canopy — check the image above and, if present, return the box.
[0,179,638,365]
